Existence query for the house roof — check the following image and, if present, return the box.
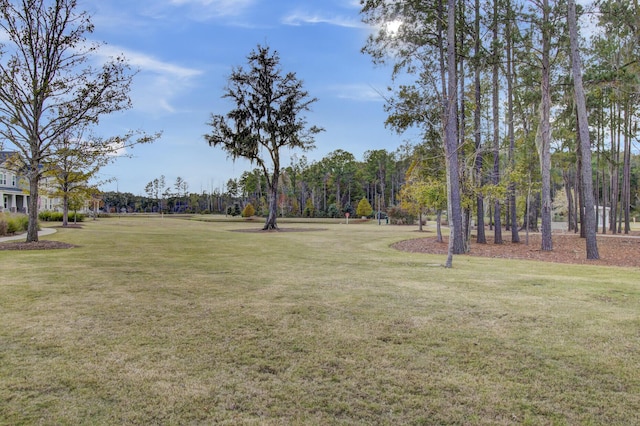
[0,151,19,166]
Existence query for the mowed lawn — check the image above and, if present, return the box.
[1,216,638,425]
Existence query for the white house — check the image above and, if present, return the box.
[0,151,61,214]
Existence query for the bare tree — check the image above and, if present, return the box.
[0,0,135,242]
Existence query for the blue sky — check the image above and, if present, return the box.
[81,0,410,195]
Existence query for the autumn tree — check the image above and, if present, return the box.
[362,0,465,267]
[356,197,373,218]
[205,45,323,230]
[0,0,136,242]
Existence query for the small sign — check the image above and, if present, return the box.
[345,212,350,224]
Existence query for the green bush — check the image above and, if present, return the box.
[387,205,414,225]
[0,213,29,236]
[38,211,85,222]
[226,205,241,216]
[327,204,340,218]
[303,198,315,217]
[15,214,29,231]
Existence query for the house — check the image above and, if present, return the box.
[0,151,61,214]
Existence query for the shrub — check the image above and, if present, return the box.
[303,198,315,218]
[38,211,85,222]
[355,198,373,218]
[15,214,29,230]
[0,213,29,235]
[242,203,255,218]
[387,205,414,225]
[327,204,340,218]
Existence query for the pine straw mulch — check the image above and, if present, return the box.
[0,240,76,251]
[392,231,640,268]
[0,225,81,251]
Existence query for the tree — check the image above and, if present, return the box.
[205,45,323,230]
[567,0,598,259]
[242,203,255,218]
[361,0,465,267]
[443,0,464,266]
[145,175,166,213]
[44,127,157,226]
[174,176,189,212]
[356,197,373,218]
[0,0,135,242]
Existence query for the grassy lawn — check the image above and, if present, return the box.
[1,216,638,425]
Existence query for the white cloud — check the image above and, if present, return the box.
[91,45,204,115]
[329,84,386,102]
[97,45,202,79]
[282,11,365,29]
[168,0,256,19]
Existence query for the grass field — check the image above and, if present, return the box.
[1,216,638,425]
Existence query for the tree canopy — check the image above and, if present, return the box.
[205,44,323,230]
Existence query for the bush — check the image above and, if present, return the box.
[303,198,315,218]
[387,205,414,225]
[38,211,85,222]
[242,203,255,218]
[356,198,373,218]
[15,214,29,231]
[327,204,340,218]
[226,204,241,216]
[0,213,29,235]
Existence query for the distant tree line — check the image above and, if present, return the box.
[99,146,640,228]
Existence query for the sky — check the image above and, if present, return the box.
[77,0,410,195]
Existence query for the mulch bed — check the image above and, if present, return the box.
[392,231,640,268]
[0,240,76,251]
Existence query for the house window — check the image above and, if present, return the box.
[11,174,16,186]
[0,173,5,185]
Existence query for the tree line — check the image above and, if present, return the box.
[360,0,640,264]
[100,143,639,227]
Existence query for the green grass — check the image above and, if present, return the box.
[1,216,639,425]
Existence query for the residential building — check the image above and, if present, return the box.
[0,151,61,213]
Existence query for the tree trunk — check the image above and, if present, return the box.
[563,170,574,232]
[444,0,465,268]
[622,102,631,233]
[537,0,553,251]
[474,0,486,244]
[26,168,39,242]
[63,192,69,228]
[568,0,598,259]
[609,102,619,233]
[506,0,519,243]
[492,0,503,245]
[264,172,279,230]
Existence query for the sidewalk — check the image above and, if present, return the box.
[0,227,57,242]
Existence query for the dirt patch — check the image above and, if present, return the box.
[0,240,76,251]
[392,232,640,268]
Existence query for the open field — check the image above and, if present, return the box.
[1,216,639,424]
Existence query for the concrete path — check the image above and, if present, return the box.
[0,227,57,243]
